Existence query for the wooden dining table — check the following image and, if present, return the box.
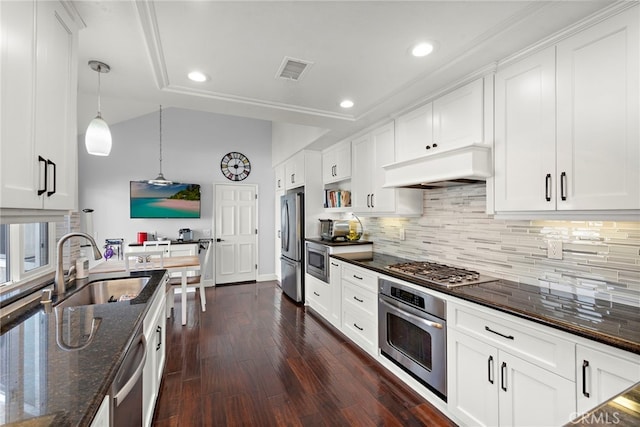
[89,255,200,325]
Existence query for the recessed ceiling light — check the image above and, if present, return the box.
[411,42,434,57]
[340,99,354,109]
[188,71,208,82]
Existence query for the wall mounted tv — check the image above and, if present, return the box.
[130,181,201,218]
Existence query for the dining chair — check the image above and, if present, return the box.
[166,240,211,316]
[124,250,165,272]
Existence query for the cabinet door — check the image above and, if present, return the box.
[556,7,639,210]
[334,142,351,181]
[0,0,41,209]
[322,149,337,183]
[576,344,640,413]
[329,259,342,328]
[499,351,575,427]
[274,164,285,191]
[448,329,500,427]
[370,123,396,213]
[494,47,556,212]
[285,151,306,189]
[35,0,77,210]
[351,134,373,211]
[395,102,433,162]
[432,78,484,150]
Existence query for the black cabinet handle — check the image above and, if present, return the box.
[353,296,364,303]
[353,323,363,331]
[313,291,320,297]
[156,325,162,351]
[485,326,514,340]
[545,174,552,202]
[353,275,363,280]
[488,355,494,384]
[582,360,590,398]
[426,145,431,150]
[371,194,374,208]
[46,159,56,196]
[330,262,339,267]
[432,143,438,148]
[277,179,281,188]
[560,172,567,201]
[366,194,371,208]
[501,362,507,391]
[37,156,47,195]
[290,174,294,183]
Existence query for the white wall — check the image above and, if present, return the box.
[271,121,329,166]
[78,107,274,280]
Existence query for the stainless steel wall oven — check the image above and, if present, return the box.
[378,278,447,400]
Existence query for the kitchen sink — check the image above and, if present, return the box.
[56,277,151,308]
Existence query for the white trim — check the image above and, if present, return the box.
[257,273,277,282]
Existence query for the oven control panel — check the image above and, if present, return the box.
[390,287,425,310]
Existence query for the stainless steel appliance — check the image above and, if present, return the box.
[110,325,146,426]
[178,228,193,241]
[319,219,350,241]
[305,241,329,283]
[386,261,496,287]
[281,192,304,302]
[379,278,447,400]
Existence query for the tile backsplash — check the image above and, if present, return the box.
[361,184,640,307]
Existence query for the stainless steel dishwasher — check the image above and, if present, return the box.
[110,325,146,426]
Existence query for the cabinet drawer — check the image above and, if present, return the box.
[342,281,376,318]
[449,301,575,379]
[342,307,377,355]
[305,275,331,316]
[342,264,377,291]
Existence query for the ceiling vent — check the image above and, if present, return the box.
[276,56,313,81]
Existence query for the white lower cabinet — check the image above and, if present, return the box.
[328,259,342,328]
[142,278,167,427]
[305,273,331,320]
[341,264,378,356]
[576,343,640,414]
[448,300,576,426]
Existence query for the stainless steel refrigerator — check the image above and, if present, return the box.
[280,192,304,302]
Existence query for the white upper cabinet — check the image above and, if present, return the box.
[284,151,306,190]
[352,122,422,216]
[494,47,556,212]
[495,6,639,213]
[274,163,285,191]
[322,140,351,184]
[0,1,78,211]
[556,8,639,211]
[396,78,484,162]
[0,0,78,211]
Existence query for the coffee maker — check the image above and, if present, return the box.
[178,228,193,242]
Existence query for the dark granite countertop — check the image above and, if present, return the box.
[566,383,640,427]
[0,269,167,427]
[332,252,640,354]
[305,237,373,247]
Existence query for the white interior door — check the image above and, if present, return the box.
[214,184,257,284]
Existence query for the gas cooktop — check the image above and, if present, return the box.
[385,261,497,288]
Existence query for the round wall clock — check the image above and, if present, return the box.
[220,152,251,181]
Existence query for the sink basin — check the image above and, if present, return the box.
[56,277,151,308]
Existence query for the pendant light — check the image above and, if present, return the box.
[148,105,173,186]
[85,60,112,156]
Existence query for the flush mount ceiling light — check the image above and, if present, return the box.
[148,105,173,186]
[187,71,208,82]
[411,42,435,57]
[340,99,354,109]
[85,60,112,156]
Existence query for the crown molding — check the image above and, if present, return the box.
[135,0,170,89]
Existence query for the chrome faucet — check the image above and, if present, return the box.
[55,232,102,295]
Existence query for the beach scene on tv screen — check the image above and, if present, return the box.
[130,181,201,218]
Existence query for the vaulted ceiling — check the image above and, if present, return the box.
[74,0,614,147]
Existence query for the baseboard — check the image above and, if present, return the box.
[257,273,277,282]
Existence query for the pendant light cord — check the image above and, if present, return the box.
[97,65,102,117]
[159,105,163,174]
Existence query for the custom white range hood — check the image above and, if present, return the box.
[382,143,492,189]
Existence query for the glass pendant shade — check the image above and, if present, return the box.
[85,115,112,156]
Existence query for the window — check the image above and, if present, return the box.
[0,222,55,292]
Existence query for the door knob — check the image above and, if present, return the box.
[216,238,224,242]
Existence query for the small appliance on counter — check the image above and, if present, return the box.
[319,219,350,241]
[178,228,193,242]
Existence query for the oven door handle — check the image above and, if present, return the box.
[379,297,444,329]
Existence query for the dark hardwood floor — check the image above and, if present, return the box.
[152,281,456,426]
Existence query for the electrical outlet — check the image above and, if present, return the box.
[399,228,406,241]
[548,240,563,260]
